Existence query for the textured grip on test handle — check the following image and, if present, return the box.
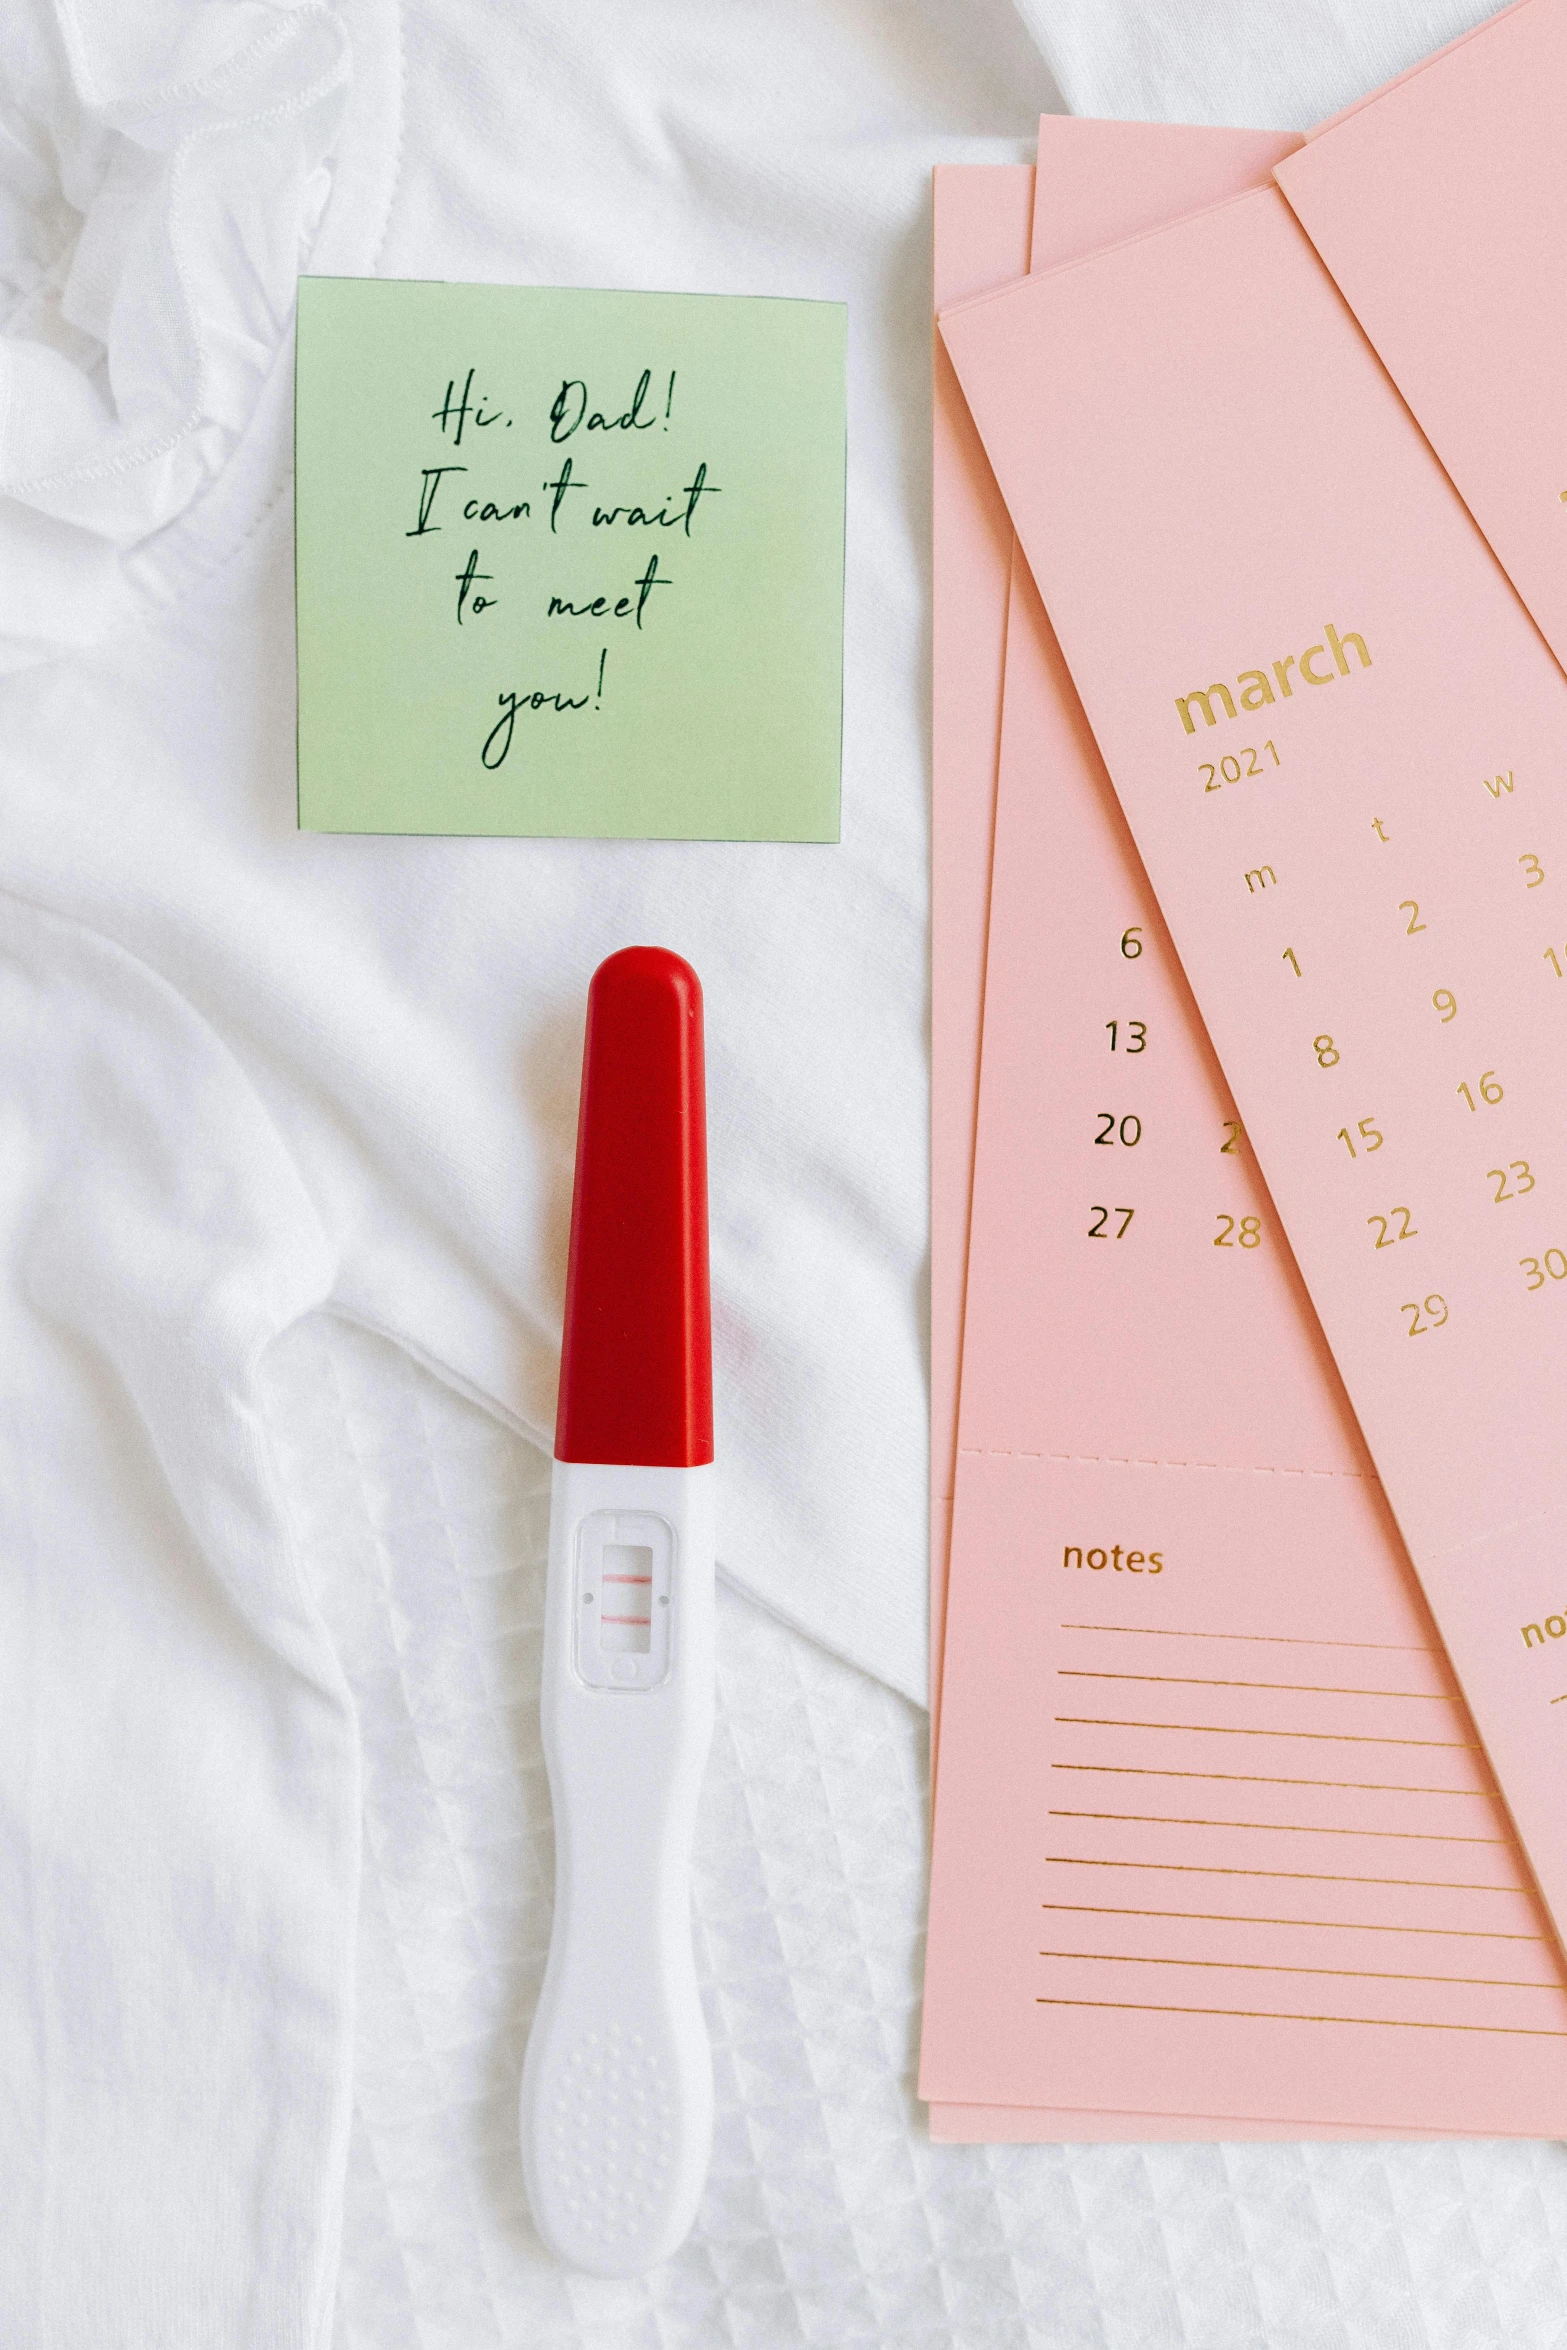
[521,1459,716,2277]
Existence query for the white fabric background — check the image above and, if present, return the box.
[8,0,1566,2342]
[1016,0,1507,127]
[0,0,1063,1710]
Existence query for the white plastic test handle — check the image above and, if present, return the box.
[521,1457,716,2276]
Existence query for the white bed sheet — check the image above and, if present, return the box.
[1014,0,1510,130]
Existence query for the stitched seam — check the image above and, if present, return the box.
[1,10,350,500]
[191,0,408,600]
[365,0,408,274]
[58,0,305,116]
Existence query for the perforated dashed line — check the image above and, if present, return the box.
[957,1447,1377,1482]
[1439,1497,1567,1562]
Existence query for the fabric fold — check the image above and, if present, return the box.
[0,888,353,2348]
[0,0,350,665]
[1009,0,1505,129]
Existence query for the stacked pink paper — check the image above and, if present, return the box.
[927,0,1567,2141]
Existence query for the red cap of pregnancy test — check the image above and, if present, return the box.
[555,946,713,1467]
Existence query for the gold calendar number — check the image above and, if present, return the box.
[1545,947,1567,977]
[1521,1251,1567,1291]
[1400,900,1428,936]
[1401,1294,1449,1335]
[1457,1072,1504,1111]
[1120,928,1143,959]
[1336,1117,1384,1159]
[1089,1206,1135,1239]
[1313,1034,1340,1068]
[1282,945,1302,977]
[1105,1021,1147,1053]
[1489,1161,1536,1203]
[1199,742,1280,792]
[1432,989,1458,1023]
[1520,853,1547,889]
[1367,1207,1418,1248]
[1214,1214,1262,1248]
[1220,1120,1242,1154]
[1095,1112,1143,1146]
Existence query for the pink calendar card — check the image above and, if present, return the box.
[924,131,1567,2139]
[1275,0,1567,677]
[932,142,1411,2143]
[930,129,1313,1740]
[930,164,1033,1754]
[940,180,1567,2043]
[933,152,1386,2144]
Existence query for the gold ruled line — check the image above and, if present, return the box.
[1047,1855,1517,1894]
[1039,1949,1558,1993]
[1052,1764,1499,1798]
[1049,1809,1504,1846]
[1040,1902,1545,1944]
[1057,1715,1477,1750]
[1061,1623,1426,1653]
[1033,1998,1567,2039]
[1554,1694,1567,1706]
[1058,1670,1452,1702]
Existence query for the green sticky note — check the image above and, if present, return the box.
[293,278,845,840]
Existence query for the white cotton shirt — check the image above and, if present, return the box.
[0,0,1062,1714]
[0,893,353,2342]
[1014,0,1504,126]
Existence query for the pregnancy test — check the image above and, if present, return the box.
[520,945,715,2276]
